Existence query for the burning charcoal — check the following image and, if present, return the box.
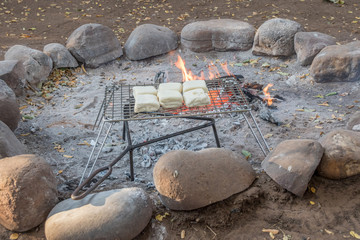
[259,105,282,126]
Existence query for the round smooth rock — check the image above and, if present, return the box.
[0,154,58,232]
[124,24,178,60]
[181,19,255,52]
[0,120,27,159]
[252,18,304,57]
[310,41,360,83]
[262,139,324,197]
[43,43,79,68]
[318,129,360,179]
[66,23,123,68]
[153,148,256,210]
[0,60,25,96]
[45,188,152,240]
[0,79,20,131]
[4,45,53,87]
[294,32,336,66]
[347,111,360,132]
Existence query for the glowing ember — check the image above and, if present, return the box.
[263,83,274,106]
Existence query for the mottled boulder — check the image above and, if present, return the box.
[252,18,304,57]
[262,139,324,197]
[66,23,123,68]
[0,154,58,232]
[0,120,27,158]
[347,111,360,131]
[0,60,25,96]
[318,130,360,179]
[181,19,255,52]
[310,41,360,83]
[4,45,53,87]
[294,32,336,66]
[43,43,78,68]
[45,188,152,240]
[0,79,20,131]
[124,24,178,60]
[153,148,256,210]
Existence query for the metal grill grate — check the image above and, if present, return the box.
[101,76,250,122]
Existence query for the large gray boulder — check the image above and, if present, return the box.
[0,79,20,131]
[252,18,304,57]
[4,45,53,87]
[66,23,123,68]
[0,120,27,159]
[310,41,360,83]
[294,32,336,66]
[347,111,360,131]
[43,43,79,69]
[0,154,58,232]
[181,19,255,52]
[45,188,152,240]
[318,130,360,179]
[124,24,178,60]
[262,139,324,197]
[0,60,25,96]
[153,148,256,210]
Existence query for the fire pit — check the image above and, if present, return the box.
[71,75,270,200]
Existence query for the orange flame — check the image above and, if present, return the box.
[263,83,274,106]
[174,55,235,82]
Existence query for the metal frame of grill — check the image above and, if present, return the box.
[72,76,270,200]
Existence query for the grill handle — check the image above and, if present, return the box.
[71,166,112,200]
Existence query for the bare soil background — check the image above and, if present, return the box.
[1,0,360,240]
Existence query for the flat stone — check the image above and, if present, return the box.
[262,139,324,197]
[0,60,25,96]
[124,24,178,60]
[153,148,256,210]
[0,120,27,159]
[294,32,336,66]
[347,111,360,132]
[45,188,152,240]
[318,130,360,179]
[310,41,360,83]
[43,43,78,68]
[0,79,20,131]
[252,18,304,57]
[4,45,53,87]
[181,19,255,52]
[0,154,58,232]
[66,23,123,68]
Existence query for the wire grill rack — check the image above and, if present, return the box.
[99,76,250,122]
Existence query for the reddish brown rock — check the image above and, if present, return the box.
[0,154,58,232]
[347,111,360,132]
[310,41,360,83]
[181,19,255,52]
[318,130,360,179]
[0,79,20,131]
[252,18,303,57]
[294,32,336,66]
[262,139,324,197]
[153,148,256,210]
[0,120,27,159]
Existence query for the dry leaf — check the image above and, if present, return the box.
[262,229,279,235]
[350,231,360,239]
[181,230,185,239]
[310,187,316,193]
[63,155,73,158]
[20,133,31,136]
[10,233,19,239]
[310,201,315,205]
[324,229,334,235]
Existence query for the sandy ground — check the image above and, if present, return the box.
[0,47,359,239]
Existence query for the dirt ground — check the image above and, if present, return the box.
[1,0,360,240]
